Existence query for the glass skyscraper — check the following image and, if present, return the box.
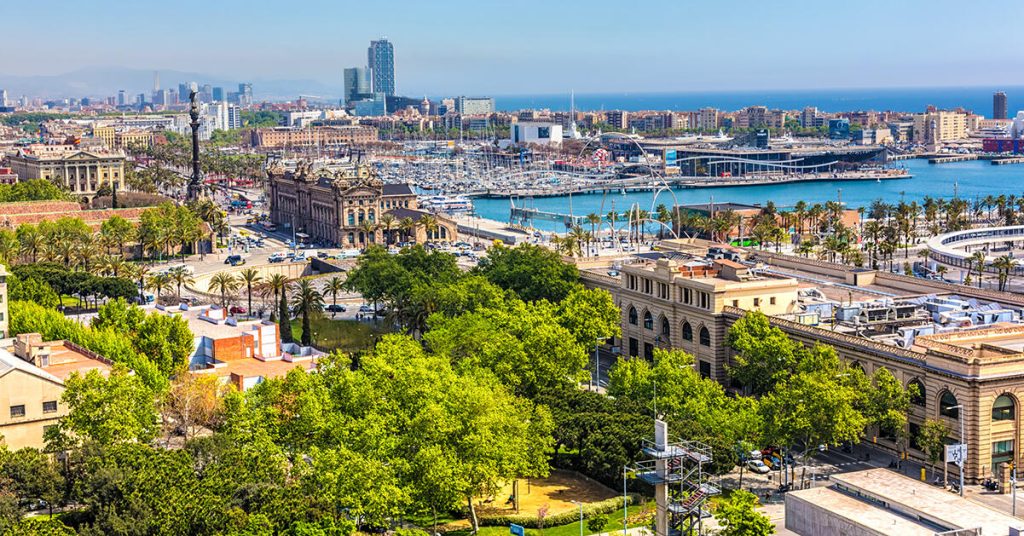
[367,38,395,96]
[343,67,371,105]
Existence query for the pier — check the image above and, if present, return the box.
[991,156,1024,165]
[928,154,979,164]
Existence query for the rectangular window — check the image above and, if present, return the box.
[643,343,654,361]
[754,298,761,307]
[699,292,710,309]
[699,360,712,379]
[683,288,692,304]
[643,278,652,294]
[770,296,777,305]
[42,401,58,413]
[628,337,639,357]
[732,300,739,307]
[9,405,25,418]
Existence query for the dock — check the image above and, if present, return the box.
[992,156,1024,165]
[928,154,979,164]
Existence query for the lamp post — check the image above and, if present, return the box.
[946,404,966,497]
[593,337,606,392]
[571,500,583,536]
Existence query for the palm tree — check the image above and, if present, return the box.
[378,213,396,245]
[418,214,440,242]
[359,219,379,246]
[399,217,416,242]
[969,250,987,288]
[238,268,263,317]
[208,272,240,309]
[992,255,1016,292]
[168,266,195,299]
[324,276,345,307]
[18,227,45,263]
[264,273,289,322]
[147,273,173,302]
[290,279,325,346]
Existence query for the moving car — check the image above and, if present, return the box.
[229,306,247,315]
[225,255,245,266]
[326,304,347,313]
[268,252,287,263]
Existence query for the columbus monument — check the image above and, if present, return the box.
[186,89,206,201]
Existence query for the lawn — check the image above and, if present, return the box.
[291,315,392,353]
[446,504,651,536]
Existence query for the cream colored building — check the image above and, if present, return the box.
[912,110,968,145]
[6,145,126,200]
[583,246,1024,486]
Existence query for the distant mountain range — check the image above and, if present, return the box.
[0,67,343,102]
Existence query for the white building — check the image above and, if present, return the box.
[510,121,562,146]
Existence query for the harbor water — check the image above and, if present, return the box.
[469,159,1024,232]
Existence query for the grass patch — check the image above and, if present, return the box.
[292,316,391,353]
[446,503,651,536]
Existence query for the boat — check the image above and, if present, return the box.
[420,195,473,213]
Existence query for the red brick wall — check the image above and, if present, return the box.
[0,201,147,230]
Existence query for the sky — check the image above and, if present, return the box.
[6,0,1024,95]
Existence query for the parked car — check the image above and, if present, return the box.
[746,459,771,474]
[358,305,374,313]
[229,306,247,315]
[268,252,287,263]
[225,255,245,266]
[326,304,347,313]
[317,251,329,259]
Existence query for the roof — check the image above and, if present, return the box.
[381,183,414,196]
[0,348,62,384]
[387,207,433,221]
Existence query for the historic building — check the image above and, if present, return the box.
[581,243,1024,487]
[5,144,126,201]
[267,161,457,247]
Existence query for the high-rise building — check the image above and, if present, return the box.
[343,67,371,105]
[237,83,253,106]
[455,96,495,115]
[994,91,1008,120]
[367,38,395,96]
[0,89,7,107]
[698,107,720,131]
[606,110,628,129]
[212,87,225,102]
[117,90,127,106]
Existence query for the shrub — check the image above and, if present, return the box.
[587,514,608,533]
[479,494,640,528]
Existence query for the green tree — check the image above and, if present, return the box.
[55,366,160,447]
[714,489,774,536]
[134,312,194,375]
[291,280,324,346]
[100,215,136,257]
[208,272,239,309]
[475,243,580,302]
[726,311,803,395]
[918,418,949,479]
[324,276,345,307]
[238,268,263,317]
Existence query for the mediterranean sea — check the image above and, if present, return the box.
[470,159,1024,232]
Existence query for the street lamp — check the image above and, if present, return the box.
[570,500,583,536]
[945,404,965,497]
[593,337,607,392]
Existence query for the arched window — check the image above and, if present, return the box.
[358,210,366,223]
[939,391,960,419]
[628,307,638,325]
[440,227,448,239]
[347,211,355,226]
[993,395,1016,421]
[699,326,711,346]
[682,322,693,341]
[908,379,926,407]
[368,209,376,222]
[661,316,670,338]
[643,311,654,330]
[850,361,865,374]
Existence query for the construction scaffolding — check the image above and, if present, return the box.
[630,420,719,536]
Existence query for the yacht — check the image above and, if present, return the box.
[420,194,473,213]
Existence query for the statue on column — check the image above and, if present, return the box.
[186,89,206,201]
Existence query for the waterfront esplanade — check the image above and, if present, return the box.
[927,225,1024,273]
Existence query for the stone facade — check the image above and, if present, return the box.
[584,249,1024,485]
[267,161,457,247]
[6,145,126,201]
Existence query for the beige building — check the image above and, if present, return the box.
[268,161,458,247]
[583,245,1024,486]
[0,333,112,450]
[912,110,968,145]
[6,145,126,200]
[250,125,378,149]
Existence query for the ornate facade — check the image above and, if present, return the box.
[267,161,457,247]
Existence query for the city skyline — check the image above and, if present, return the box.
[4,0,1024,96]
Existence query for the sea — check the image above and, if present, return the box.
[491,86,1024,114]
[469,159,1024,232]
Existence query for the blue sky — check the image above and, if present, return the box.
[6,0,1024,94]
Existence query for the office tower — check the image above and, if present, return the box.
[994,91,1008,120]
[117,90,127,106]
[0,89,6,107]
[455,96,495,115]
[153,71,160,91]
[343,67,371,105]
[367,38,395,96]
[179,83,191,100]
[200,84,213,102]
[212,87,225,102]
[237,83,253,106]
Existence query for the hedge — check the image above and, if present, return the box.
[479,494,641,528]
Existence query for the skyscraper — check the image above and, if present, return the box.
[994,91,1008,120]
[367,38,395,96]
[343,67,371,105]
[0,89,7,107]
